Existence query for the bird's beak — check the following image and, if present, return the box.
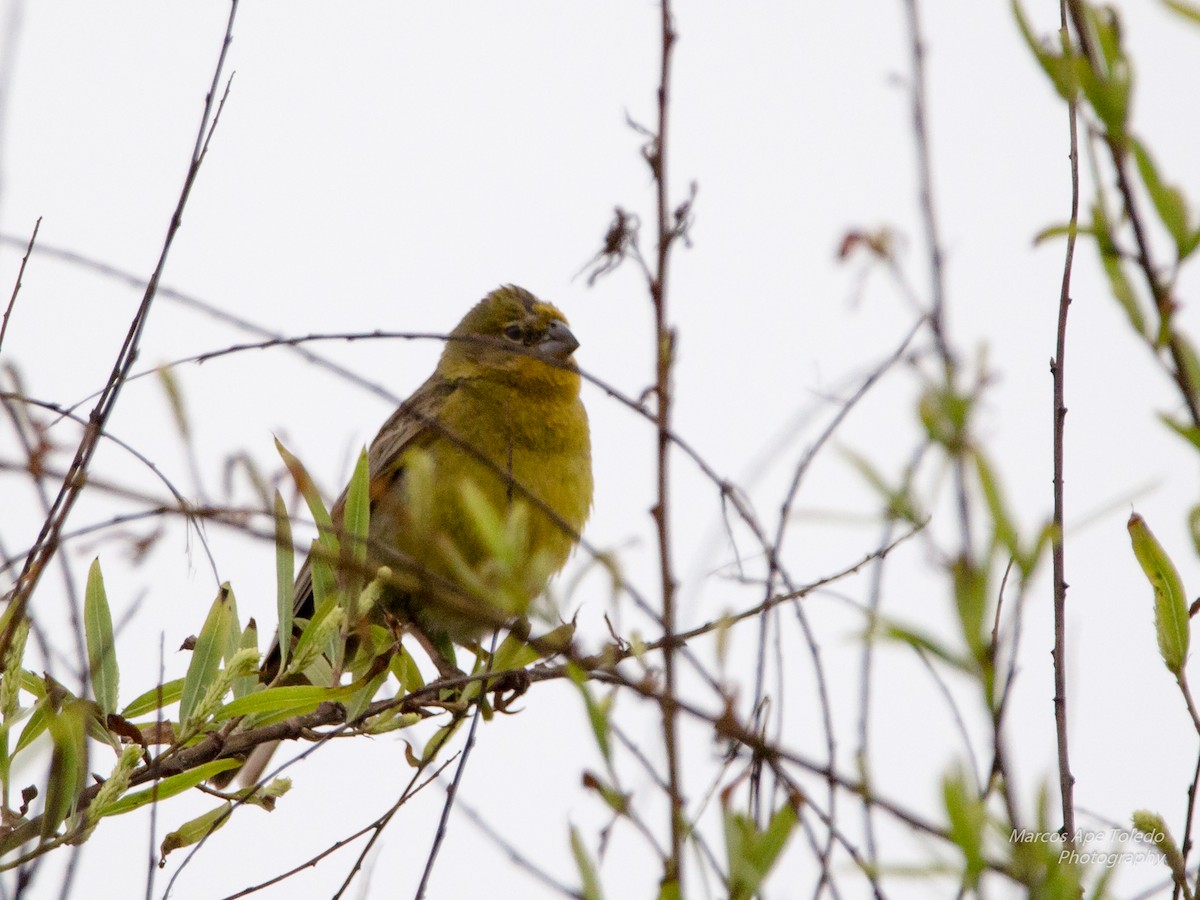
[540,320,580,360]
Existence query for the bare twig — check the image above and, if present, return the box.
[1051,0,1082,844]
[0,1,239,663]
[641,2,685,885]
[0,217,39,358]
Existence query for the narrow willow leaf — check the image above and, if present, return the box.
[84,559,119,716]
[723,795,799,900]
[42,699,89,839]
[14,696,51,757]
[156,365,191,439]
[160,802,233,864]
[973,452,1020,564]
[389,646,425,694]
[1159,413,1200,452]
[221,586,241,666]
[567,663,613,763]
[877,622,973,674]
[723,812,754,900]
[570,826,605,900]
[1128,513,1190,673]
[756,800,800,878]
[120,678,185,718]
[421,717,462,764]
[214,682,355,722]
[232,622,259,700]
[1131,138,1195,259]
[1163,0,1200,24]
[1077,6,1131,140]
[952,558,989,665]
[179,584,235,726]
[944,770,987,889]
[344,448,371,566]
[274,490,295,672]
[275,437,338,558]
[582,771,629,815]
[1093,200,1147,336]
[458,479,508,561]
[1033,222,1100,245]
[344,669,388,723]
[1011,0,1081,101]
[102,760,240,816]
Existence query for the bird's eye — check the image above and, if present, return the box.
[503,324,524,342]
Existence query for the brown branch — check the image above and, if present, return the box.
[644,1,684,887]
[0,2,240,664]
[0,217,39,358]
[1051,0,1082,844]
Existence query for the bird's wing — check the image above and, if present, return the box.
[273,374,459,665]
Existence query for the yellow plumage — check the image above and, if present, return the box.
[222,286,592,786]
[355,285,593,642]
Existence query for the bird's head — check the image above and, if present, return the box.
[438,285,582,391]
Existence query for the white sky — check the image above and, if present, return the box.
[2,2,1200,898]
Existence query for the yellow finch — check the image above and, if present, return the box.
[229,285,592,785]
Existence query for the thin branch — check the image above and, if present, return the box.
[1051,0,1081,843]
[0,1,239,663]
[0,218,39,358]
[901,0,973,559]
[646,1,684,886]
[412,689,487,898]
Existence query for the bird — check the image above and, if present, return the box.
[222,285,593,786]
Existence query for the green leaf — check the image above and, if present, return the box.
[1190,506,1200,558]
[179,583,235,726]
[160,801,233,864]
[1093,200,1147,336]
[952,558,989,666]
[1176,335,1200,401]
[14,695,51,757]
[567,663,613,763]
[875,621,974,674]
[232,622,259,701]
[724,797,799,900]
[582,771,629,816]
[1128,513,1190,674]
[389,646,425,694]
[42,699,89,839]
[287,595,343,686]
[973,452,1020,566]
[1012,0,1082,102]
[156,365,191,439]
[1159,413,1200,452]
[276,437,338,559]
[1033,222,1098,245]
[274,490,295,672]
[570,826,604,900]
[1077,6,1131,140]
[841,447,920,524]
[943,769,987,889]
[120,678,185,718]
[214,683,355,724]
[421,717,463,764]
[344,448,371,567]
[1131,138,1196,260]
[344,668,388,723]
[101,760,241,816]
[84,559,119,716]
[1163,0,1200,25]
